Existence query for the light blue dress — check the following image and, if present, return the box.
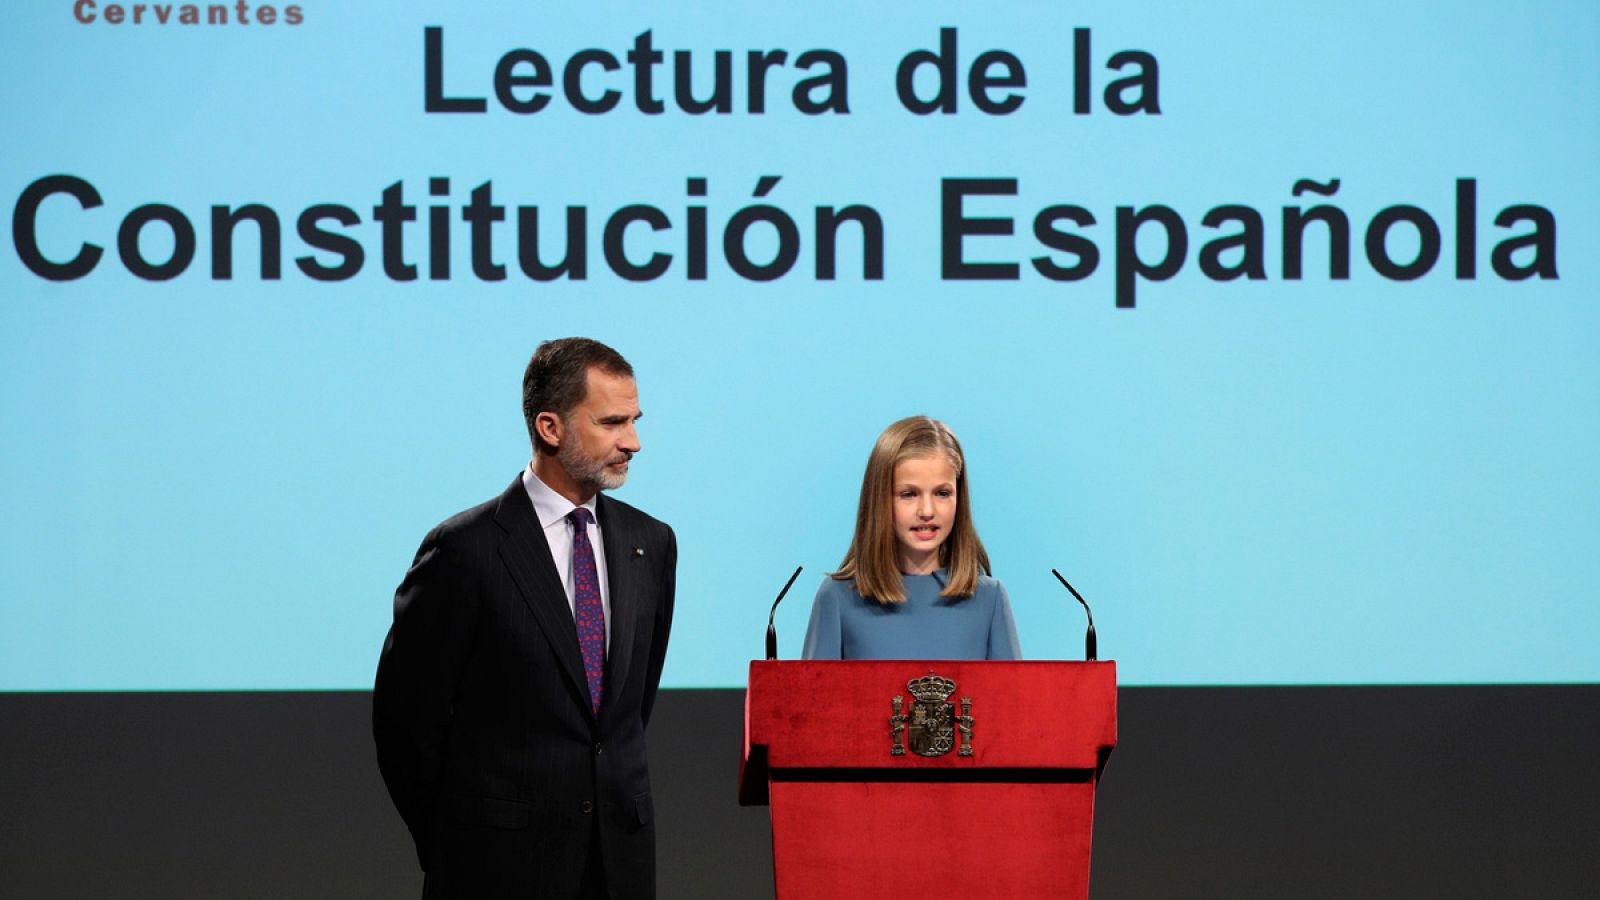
[800,569,1022,660]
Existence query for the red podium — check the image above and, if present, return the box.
[741,661,1117,899]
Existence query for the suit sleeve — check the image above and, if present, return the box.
[640,524,677,729]
[801,579,843,660]
[372,528,479,868]
[987,579,1023,660]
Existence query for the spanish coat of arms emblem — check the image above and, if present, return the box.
[890,672,974,757]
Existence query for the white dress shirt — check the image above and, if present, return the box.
[522,463,611,650]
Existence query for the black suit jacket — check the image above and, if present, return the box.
[374,476,676,899]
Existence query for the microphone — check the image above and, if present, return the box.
[765,565,804,660]
[1051,569,1098,661]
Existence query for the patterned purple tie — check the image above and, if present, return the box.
[568,507,605,716]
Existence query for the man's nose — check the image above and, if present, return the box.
[620,423,641,454]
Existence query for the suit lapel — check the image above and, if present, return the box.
[598,494,640,704]
[493,477,591,712]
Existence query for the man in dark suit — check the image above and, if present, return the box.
[375,337,676,899]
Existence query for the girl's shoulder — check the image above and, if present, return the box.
[817,574,862,601]
[973,573,1008,599]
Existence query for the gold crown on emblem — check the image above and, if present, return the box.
[907,674,957,702]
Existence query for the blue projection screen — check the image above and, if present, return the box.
[2,2,1596,690]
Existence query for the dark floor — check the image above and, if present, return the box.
[2,685,1597,899]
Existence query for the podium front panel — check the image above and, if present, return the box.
[743,660,1117,900]
[769,780,1096,899]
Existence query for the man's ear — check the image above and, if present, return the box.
[535,411,564,449]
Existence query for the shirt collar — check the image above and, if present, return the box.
[522,462,600,530]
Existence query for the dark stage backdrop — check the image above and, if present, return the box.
[3,686,1597,899]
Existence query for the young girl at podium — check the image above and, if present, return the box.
[801,416,1022,660]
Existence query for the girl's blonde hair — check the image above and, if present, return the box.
[831,416,990,602]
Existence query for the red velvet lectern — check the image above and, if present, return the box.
[741,661,1117,899]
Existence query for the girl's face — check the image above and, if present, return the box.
[891,453,959,575]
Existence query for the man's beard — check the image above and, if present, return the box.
[558,438,628,493]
